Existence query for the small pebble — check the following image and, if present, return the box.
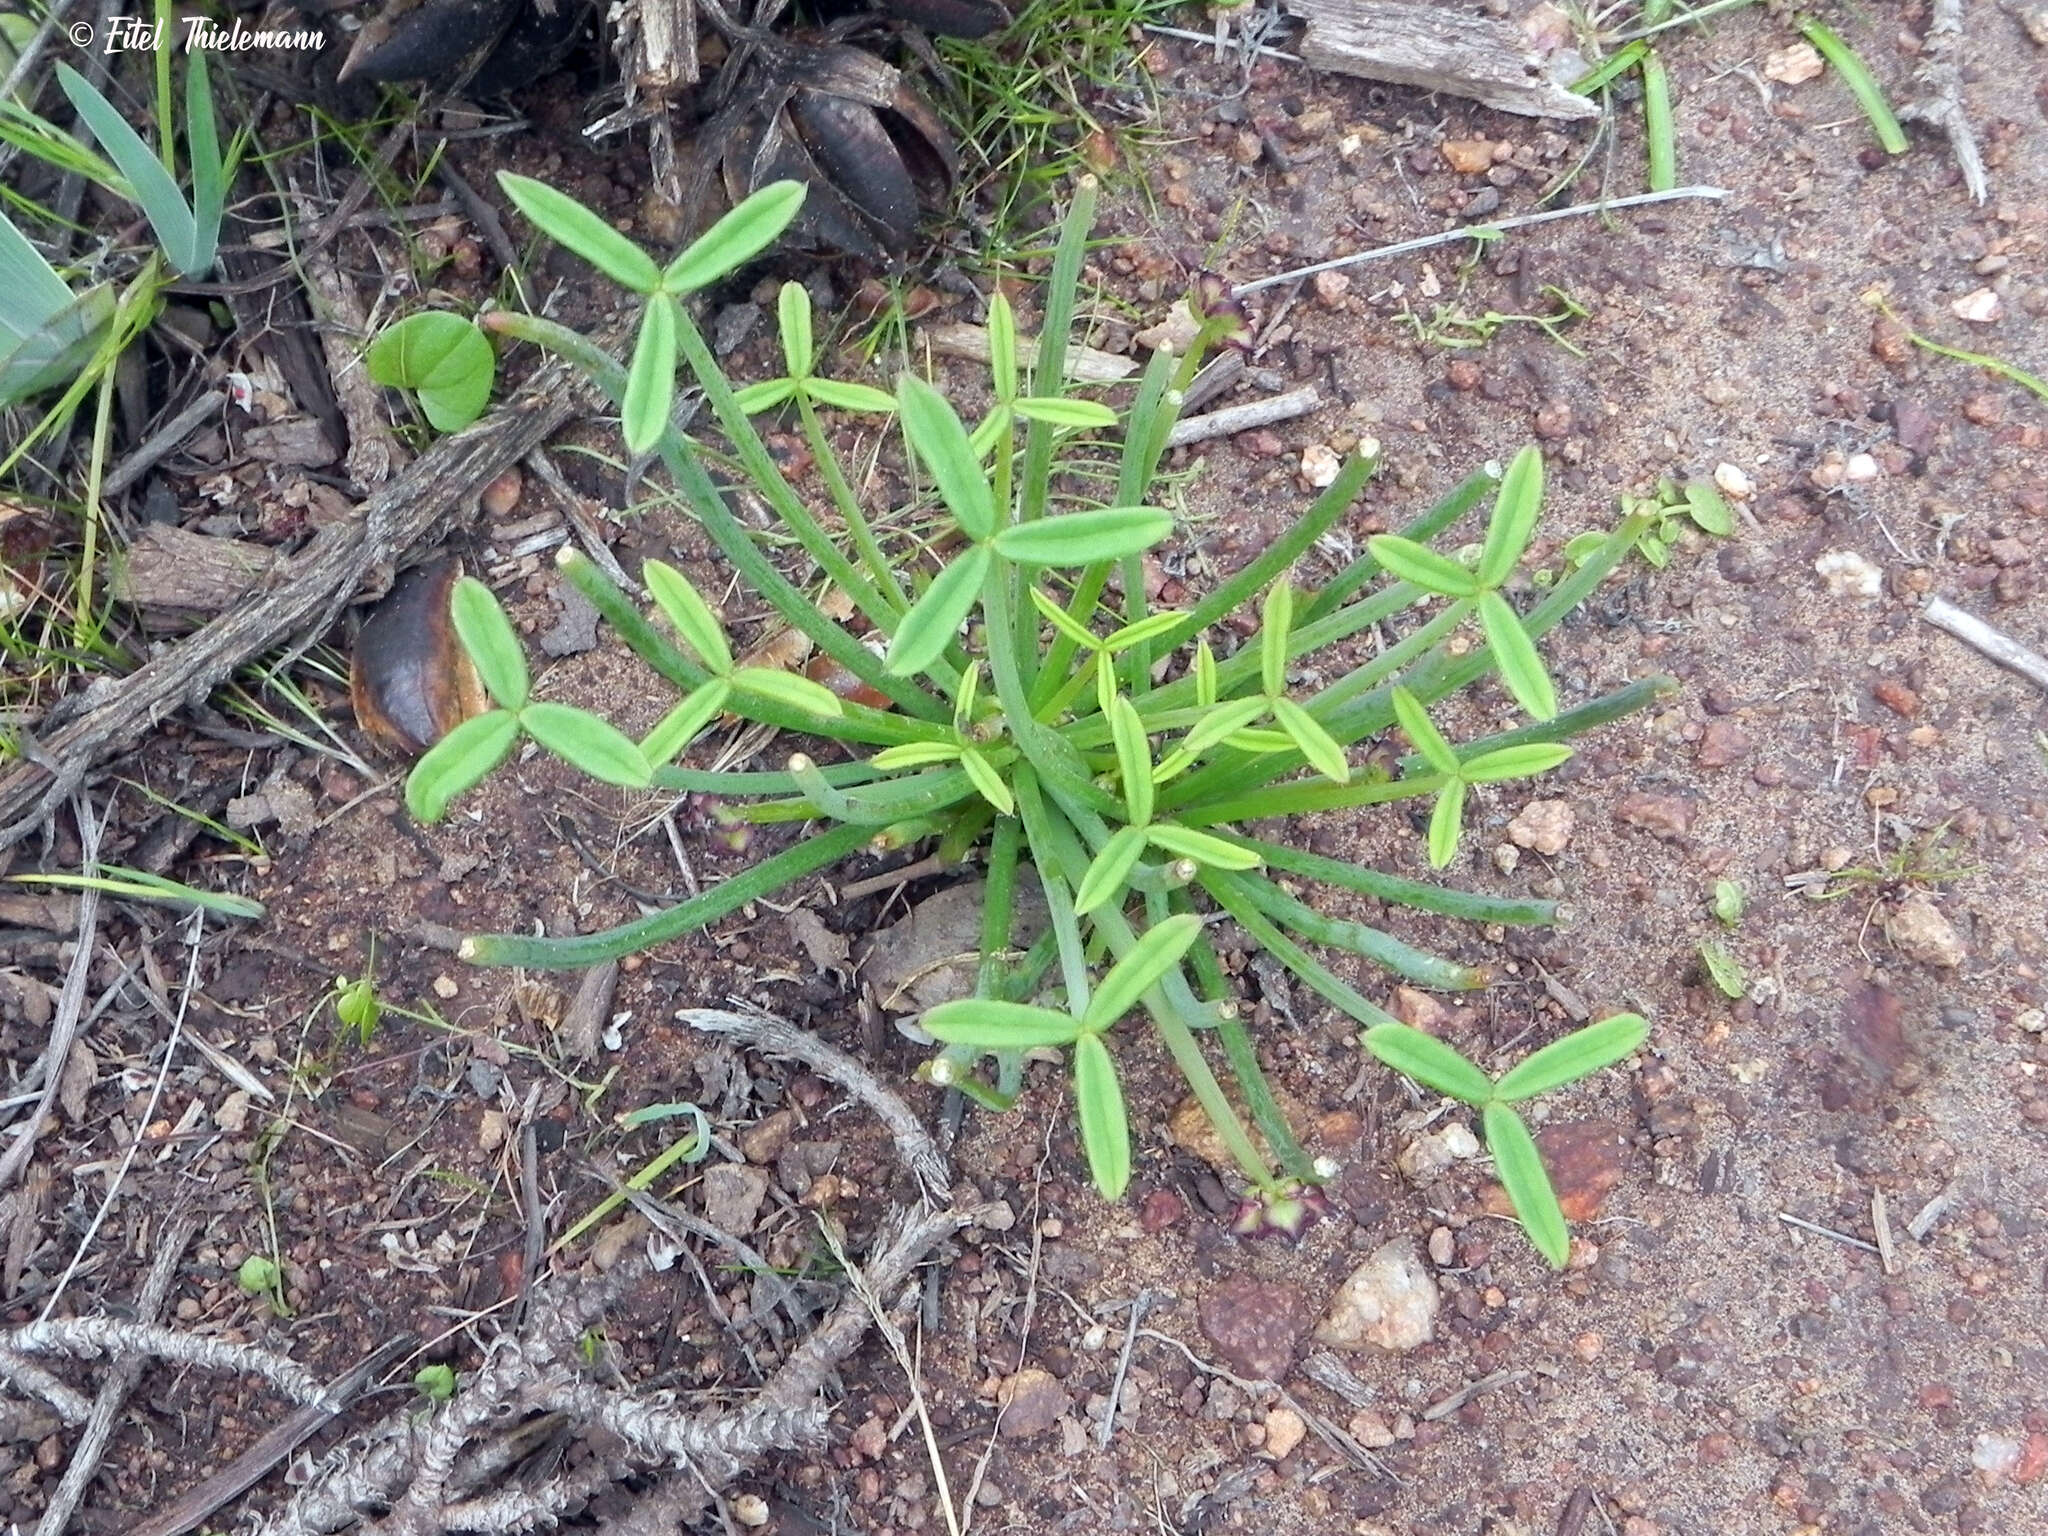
[1712,462,1754,500]
[1815,549,1882,599]
[1763,41,1824,83]
[1312,269,1351,306]
[1262,1405,1307,1460]
[480,469,523,518]
[732,1494,770,1527]
[1951,287,2002,323]
[1300,443,1341,488]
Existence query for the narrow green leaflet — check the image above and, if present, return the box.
[1261,579,1293,696]
[1360,1023,1493,1104]
[1082,912,1202,1032]
[1271,696,1350,783]
[1477,591,1558,721]
[1074,824,1147,915]
[1427,778,1467,868]
[898,373,995,539]
[449,577,529,710]
[1104,611,1185,651]
[642,561,732,673]
[1477,445,1543,587]
[988,291,1018,399]
[1391,686,1458,776]
[1144,823,1262,870]
[923,999,1081,1050]
[1366,535,1480,597]
[662,180,806,294]
[1013,397,1118,429]
[1684,481,1734,536]
[1494,1013,1649,1102]
[1110,696,1154,825]
[365,313,495,433]
[1030,585,1101,649]
[776,280,813,377]
[886,545,991,675]
[992,507,1172,566]
[733,378,797,413]
[1195,638,1218,706]
[959,747,1013,815]
[623,294,678,455]
[641,680,731,767]
[1173,697,1269,760]
[1699,941,1746,999]
[872,741,963,770]
[732,667,843,716]
[521,702,653,788]
[1483,1102,1570,1267]
[805,379,898,413]
[497,172,659,292]
[1074,1033,1131,1199]
[1459,743,1573,784]
[405,710,520,823]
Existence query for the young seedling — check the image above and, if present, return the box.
[1362,1013,1648,1265]
[365,312,497,433]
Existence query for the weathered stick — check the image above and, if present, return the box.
[1921,596,2048,694]
[1168,386,1322,447]
[1899,0,1988,205]
[0,361,588,848]
[1283,0,1599,121]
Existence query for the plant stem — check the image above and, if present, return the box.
[795,393,910,615]
[980,559,1122,816]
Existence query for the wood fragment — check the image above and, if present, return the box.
[1181,351,1247,414]
[1906,1189,1954,1241]
[303,239,409,491]
[103,390,225,498]
[1167,386,1321,447]
[1921,595,2048,695]
[1299,1350,1376,1408]
[1899,0,1988,205]
[1777,1210,1881,1255]
[1872,1191,1898,1275]
[110,525,282,614]
[1422,1367,1525,1421]
[1556,1484,1595,1536]
[923,322,1139,383]
[1283,0,1599,121]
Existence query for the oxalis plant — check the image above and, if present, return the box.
[408,173,1672,1266]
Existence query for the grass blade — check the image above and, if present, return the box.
[1800,21,1909,155]
[58,64,199,273]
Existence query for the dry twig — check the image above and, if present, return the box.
[1899,0,1988,205]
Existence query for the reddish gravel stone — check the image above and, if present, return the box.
[1696,720,1753,768]
[1199,1278,1310,1381]
[1616,792,1697,841]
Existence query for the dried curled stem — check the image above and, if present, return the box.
[0,1316,332,1407]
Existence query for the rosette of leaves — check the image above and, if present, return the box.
[411,174,1676,1265]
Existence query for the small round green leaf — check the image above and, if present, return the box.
[521,702,653,788]
[991,506,1173,566]
[1494,1012,1650,1102]
[405,709,519,823]
[662,180,806,294]
[1074,1032,1131,1200]
[1482,1101,1570,1267]
[364,312,495,433]
[1477,591,1558,721]
[885,545,991,677]
[1366,535,1481,597]
[1359,1022,1493,1104]
[1684,480,1735,536]
[623,294,678,456]
[497,173,659,292]
[642,559,732,673]
[449,576,529,710]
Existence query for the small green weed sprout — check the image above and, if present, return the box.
[365,312,498,433]
[413,1364,457,1402]
[1362,1014,1647,1266]
[235,1252,289,1316]
[412,174,1676,1266]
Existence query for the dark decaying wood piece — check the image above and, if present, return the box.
[1282,0,1599,121]
[0,360,591,848]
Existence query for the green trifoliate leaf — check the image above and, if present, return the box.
[1143,823,1262,870]
[732,667,844,716]
[641,679,731,767]
[1359,1022,1493,1105]
[959,747,1013,815]
[1493,1013,1649,1102]
[1477,444,1544,588]
[1459,742,1573,784]
[521,703,654,788]
[1082,912,1202,1033]
[405,710,519,823]
[776,280,814,377]
[449,576,529,710]
[1366,535,1481,597]
[886,545,992,676]
[662,180,805,294]
[1074,1033,1131,1200]
[991,506,1173,566]
[1260,578,1294,696]
[1427,778,1467,868]
[1477,591,1557,721]
[1390,685,1458,776]
[1482,1102,1570,1267]
[497,172,659,292]
[622,293,678,455]
[1074,823,1147,915]
[898,372,995,540]
[642,560,732,674]
[1110,695,1154,826]
[923,999,1081,1050]
[1270,696,1350,783]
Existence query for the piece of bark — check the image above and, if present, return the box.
[0,361,589,848]
[111,526,282,614]
[304,239,409,490]
[1283,0,1599,121]
[923,322,1139,383]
